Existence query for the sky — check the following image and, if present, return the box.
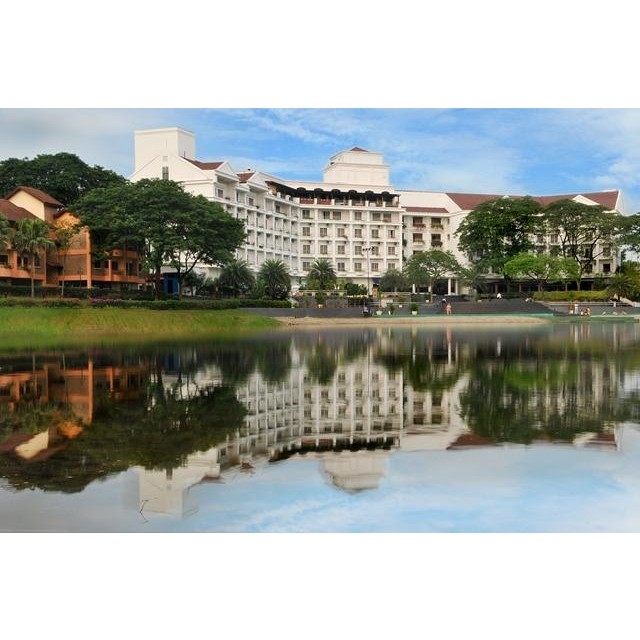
[2,108,640,213]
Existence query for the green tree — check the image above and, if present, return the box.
[556,256,581,291]
[606,263,640,301]
[543,199,621,289]
[0,214,12,253]
[52,220,80,297]
[0,152,125,205]
[456,196,542,274]
[257,259,291,300]
[73,179,245,298]
[13,218,55,297]
[619,213,640,254]
[403,249,461,297]
[503,252,562,292]
[378,267,408,293]
[307,258,337,290]
[216,259,255,297]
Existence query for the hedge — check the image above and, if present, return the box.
[533,290,611,302]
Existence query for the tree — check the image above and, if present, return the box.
[73,179,245,298]
[216,259,255,297]
[0,214,12,253]
[52,220,80,297]
[456,196,542,274]
[307,258,337,290]
[607,263,640,301]
[543,199,622,289]
[503,252,562,292]
[257,259,291,300]
[403,249,461,297]
[556,256,581,291]
[13,218,55,297]
[378,267,408,293]
[0,152,125,206]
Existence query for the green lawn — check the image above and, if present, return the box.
[0,308,280,350]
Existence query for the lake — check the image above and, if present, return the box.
[1,321,640,532]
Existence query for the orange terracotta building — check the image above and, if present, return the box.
[0,186,145,290]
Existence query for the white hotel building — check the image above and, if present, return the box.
[132,127,623,294]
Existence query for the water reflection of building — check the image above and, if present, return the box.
[0,357,145,462]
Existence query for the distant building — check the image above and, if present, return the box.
[0,186,144,291]
[132,127,623,294]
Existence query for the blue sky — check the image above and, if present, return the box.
[1,108,640,213]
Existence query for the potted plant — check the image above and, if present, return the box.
[411,302,419,315]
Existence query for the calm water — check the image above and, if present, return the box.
[1,322,640,532]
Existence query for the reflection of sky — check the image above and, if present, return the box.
[3,425,640,533]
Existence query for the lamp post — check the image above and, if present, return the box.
[362,246,372,297]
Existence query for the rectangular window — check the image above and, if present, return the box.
[322,211,331,220]
[110,260,119,271]
[337,228,346,237]
[388,262,396,269]
[388,246,396,255]
[603,263,611,273]
[162,166,169,180]
[303,245,311,254]
[354,228,362,238]
[217,188,224,198]
[0,254,8,266]
[337,245,345,255]
[354,262,362,271]
[354,211,362,221]
[337,262,345,271]
[320,228,328,237]
[355,246,362,255]
[371,262,379,272]
[413,234,423,242]
[388,229,395,238]
[302,209,310,219]
[371,229,379,239]
[320,245,328,255]
[332,211,341,220]
[302,261,311,271]
[383,214,392,223]
[371,246,379,256]
[302,227,311,236]
[371,212,381,221]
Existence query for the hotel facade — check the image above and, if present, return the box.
[132,127,623,294]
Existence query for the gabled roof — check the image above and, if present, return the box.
[0,199,38,222]
[350,146,369,152]
[6,185,64,207]
[186,159,224,171]
[405,206,449,214]
[237,171,256,183]
[447,190,621,212]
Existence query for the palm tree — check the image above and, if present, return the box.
[53,220,79,298]
[307,258,337,290]
[217,259,256,298]
[257,259,291,300]
[13,218,56,298]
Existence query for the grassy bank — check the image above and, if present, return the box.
[0,308,280,350]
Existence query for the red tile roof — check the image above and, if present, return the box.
[405,206,449,213]
[237,171,255,183]
[0,199,38,222]
[447,190,620,212]
[6,186,64,207]
[447,433,496,449]
[187,159,223,170]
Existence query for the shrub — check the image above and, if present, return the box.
[533,290,610,302]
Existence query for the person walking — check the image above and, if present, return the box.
[446,302,452,315]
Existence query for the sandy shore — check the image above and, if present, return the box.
[274,314,553,327]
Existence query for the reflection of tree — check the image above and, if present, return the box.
[0,353,246,493]
[460,348,640,444]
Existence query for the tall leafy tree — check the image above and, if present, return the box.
[257,259,291,300]
[456,196,542,274]
[216,259,255,297]
[0,214,12,252]
[0,152,125,205]
[12,218,56,297]
[73,179,245,297]
[307,258,337,290]
[403,249,461,296]
[503,252,562,292]
[378,267,408,293]
[543,199,621,289]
